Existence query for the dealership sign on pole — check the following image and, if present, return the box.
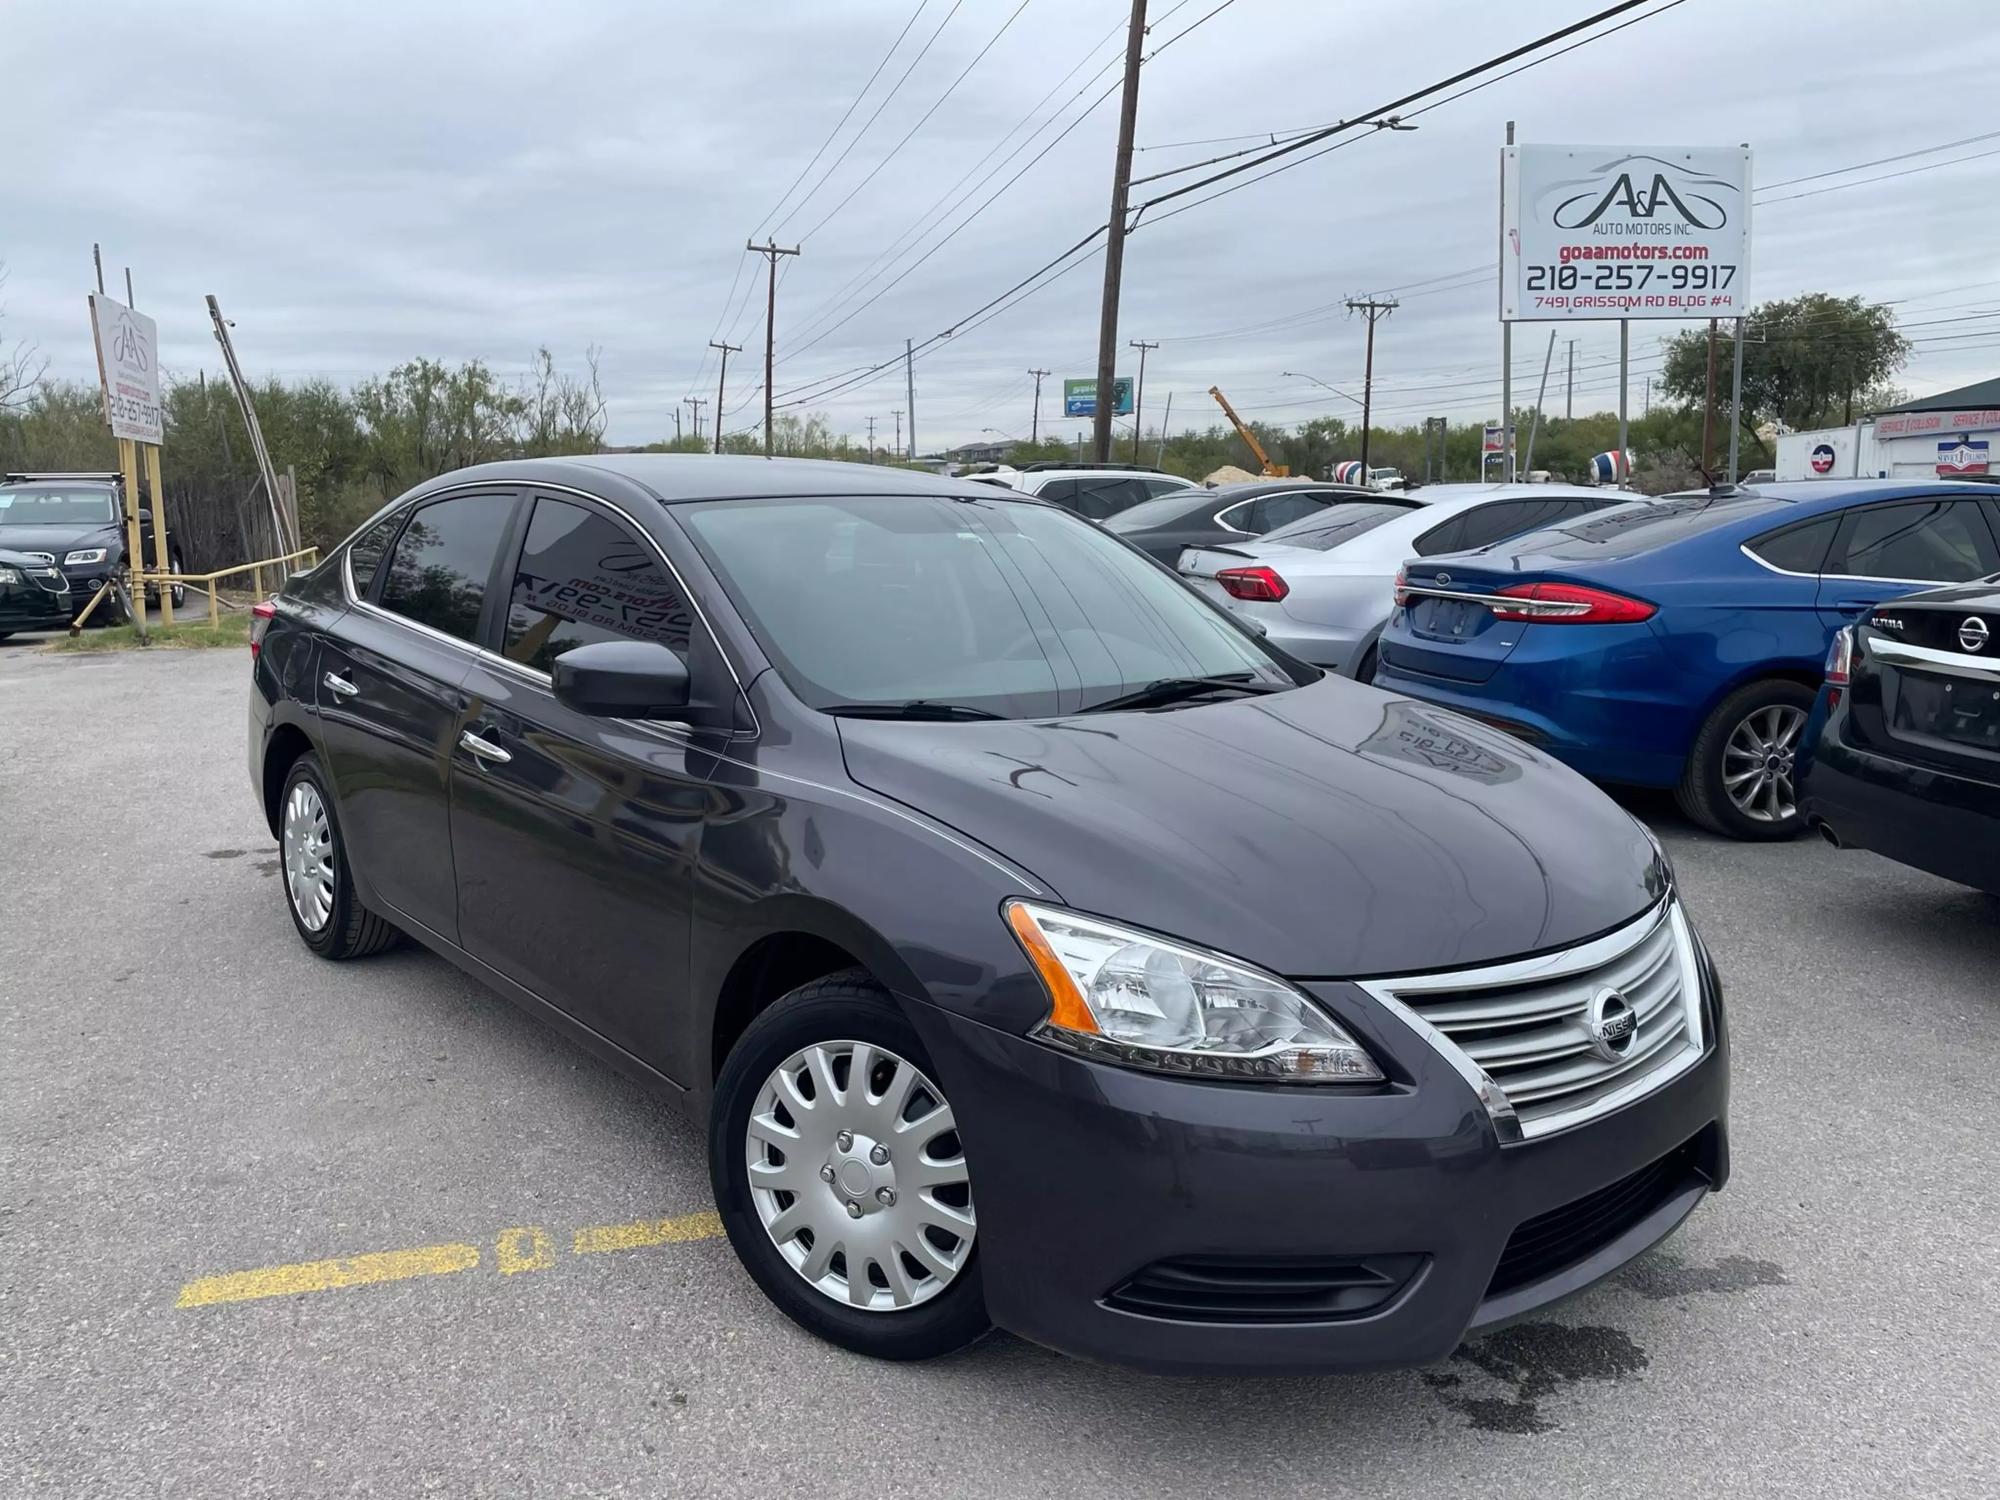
[1062,376,1133,419]
[88,293,164,444]
[1500,145,1752,323]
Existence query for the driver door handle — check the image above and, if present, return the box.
[323,671,359,699]
[459,729,512,765]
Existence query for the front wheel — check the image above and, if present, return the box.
[1676,679,1817,840]
[168,551,187,609]
[710,972,989,1361]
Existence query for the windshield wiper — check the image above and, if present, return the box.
[1078,673,1285,714]
[823,700,1005,721]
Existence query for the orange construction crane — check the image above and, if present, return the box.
[1207,386,1288,476]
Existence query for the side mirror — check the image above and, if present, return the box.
[552,640,692,719]
[137,507,153,524]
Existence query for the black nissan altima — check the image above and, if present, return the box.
[247,455,1729,1374]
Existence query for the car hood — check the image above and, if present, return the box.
[0,522,119,553]
[836,680,1665,978]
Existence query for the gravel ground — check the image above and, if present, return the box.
[2,645,1995,1499]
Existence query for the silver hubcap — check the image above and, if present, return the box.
[1723,703,1806,823]
[746,1040,974,1312]
[282,782,335,932]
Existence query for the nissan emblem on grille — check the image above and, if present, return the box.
[1960,617,1990,653]
[1586,987,1638,1061]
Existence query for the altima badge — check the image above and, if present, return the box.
[1586,987,1638,1061]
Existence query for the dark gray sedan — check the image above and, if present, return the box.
[1102,479,1384,565]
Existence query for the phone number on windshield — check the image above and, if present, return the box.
[1526,263,1737,293]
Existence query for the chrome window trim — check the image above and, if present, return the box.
[339,479,760,740]
[331,480,1041,892]
[1739,540,1980,587]
[1357,898,1705,1143]
[1868,635,2000,682]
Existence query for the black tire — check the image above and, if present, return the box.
[168,551,187,610]
[1675,678,1818,841]
[277,751,401,959]
[709,970,992,1362]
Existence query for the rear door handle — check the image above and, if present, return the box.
[323,671,359,699]
[458,729,512,765]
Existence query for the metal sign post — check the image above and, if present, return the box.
[1727,315,1747,483]
[1617,320,1630,490]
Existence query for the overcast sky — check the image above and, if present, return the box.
[6,0,1994,452]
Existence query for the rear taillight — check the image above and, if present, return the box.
[250,599,277,660]
[1489,582,1655,625]
[1393,566,1410,607]
[1215,565,1289,602]
[1825,626,1853,688]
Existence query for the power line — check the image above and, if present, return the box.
[1755,128,2000,192]
[1756,145,2000,205]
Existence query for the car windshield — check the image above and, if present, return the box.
[679,493,1298,718]
[1258,501,1414,551]
[0,488,118,526]
[1101,493,1202,531]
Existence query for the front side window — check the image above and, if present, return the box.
[679,493,1295,718]
[1827,499,2000,583]
[375,493,516,642]
[501,497,692,672]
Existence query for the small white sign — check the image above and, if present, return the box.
[1501,145,1752,323]
[89,293,163,444]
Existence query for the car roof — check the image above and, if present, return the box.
[404,454,1036,507]
[1021,466,1189,483]
[1205,480,1373,500]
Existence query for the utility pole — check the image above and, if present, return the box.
[1091,0,1149,463]
[1127,340,1157,465]
[675,406,683,445]
[1566,339,1575,420]
[1700,317,1721,474]
[891,409,902,459]
[1345,296,1398,484]
[905,338,917,459]
[1156,391,1173,467]
[1028,368,1049,443]
[685,397,707,444]
[708,339,741,455]
[1644,375,1652,416]
[866,415,878,462]
[748,238,800,458]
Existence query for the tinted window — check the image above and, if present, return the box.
[1249,492,1330,533]
[376,493,516,642]
[1141,477,1191,498]
[1102,493,1203,533]
[1746,515,1840,574]
[1260,502,1411,552]
[1828,499,2000,582]
[501,498,692,672]
[678,494,1293,718]
[1461,497,1578,550]
[1043,476,1151,521]
[1413,513,1468,557]
[346,512,403,597]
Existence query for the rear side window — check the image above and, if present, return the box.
[376,493,517,642]
[501,498,692,672]
[1827,499,2000,583]
[1746,515,1840,574]
[1413,513,1468,556]
[346,512,403,597]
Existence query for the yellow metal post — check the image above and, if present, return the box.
[144,443,173,625]
[118,436,146,632]
[207,580,220,628]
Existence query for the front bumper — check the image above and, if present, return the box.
[0,581,75,632]
[1802,715,2000,895]
[908,959,1728,1375]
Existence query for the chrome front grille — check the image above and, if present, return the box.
[1361,900,1704,1141]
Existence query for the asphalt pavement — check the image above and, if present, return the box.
[2,646,1996,1499]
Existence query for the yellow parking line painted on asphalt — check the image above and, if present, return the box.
[175,1241,482,1309]
[572,1210,725,1256]
[495,1225,555,1275]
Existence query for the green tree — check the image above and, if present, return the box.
[1660,293,1911,432]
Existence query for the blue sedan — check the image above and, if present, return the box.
[1373,480,2000,839]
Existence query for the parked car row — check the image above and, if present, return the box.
[0,470,185,633]
[250,454,1730,1375]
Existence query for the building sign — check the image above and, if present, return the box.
[1937,437,1991,476]
[1501,145,1752,321]
[1062,377,1133,418]
[1810,443,1838,475]
[1481,423,1515,454]
[1876,407,2000,439]
[88,293,163,445]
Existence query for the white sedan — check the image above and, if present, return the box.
[1179,482,1638,679]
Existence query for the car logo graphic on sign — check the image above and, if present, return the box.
[1586,987,1638,1062]
[1809,443,1837,475]
[1960,617,1990,653]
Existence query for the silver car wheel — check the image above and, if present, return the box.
[1722,703,1807,823]
[283,781,336,932]
[745,1040,975,1312]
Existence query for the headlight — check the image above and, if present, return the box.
[1004,901,1382,1083]
[0,567,20,585]
[63,548,109,566]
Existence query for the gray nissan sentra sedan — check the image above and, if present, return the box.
[248,455,1728,1374]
